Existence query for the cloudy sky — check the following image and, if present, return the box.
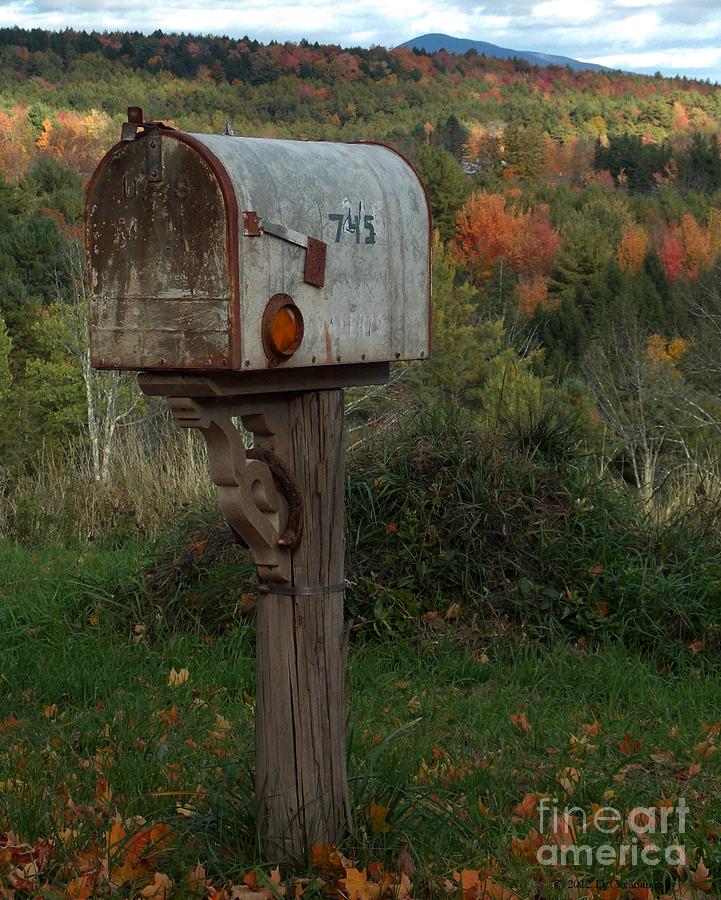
[0,0,719,83]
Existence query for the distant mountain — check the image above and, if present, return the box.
[400,33,610,73]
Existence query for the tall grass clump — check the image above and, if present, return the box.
[0,426,213,544]
[345,405,721,655]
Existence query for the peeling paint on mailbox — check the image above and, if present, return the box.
[86,118,431,372]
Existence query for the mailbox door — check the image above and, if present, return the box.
[87,132,236,370]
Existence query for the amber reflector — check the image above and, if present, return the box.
[271,305,301,356]
[262,293,304,363]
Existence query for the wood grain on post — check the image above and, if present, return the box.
[254,389,351,858]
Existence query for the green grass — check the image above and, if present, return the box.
[0,541,720,897]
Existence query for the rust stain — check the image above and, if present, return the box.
[304,237,327,288]
[243,210,262,236]
[322,321,333,364]
[86,127,236,372]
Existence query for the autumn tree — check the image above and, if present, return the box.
[453,191,560,286]
[36,109,115,175]
[617,223,649,274]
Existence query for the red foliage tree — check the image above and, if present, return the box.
[453,191,561,287]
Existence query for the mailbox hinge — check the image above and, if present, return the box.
[145,128,163,183]
[243,212,327,288]
[157,389,302,584]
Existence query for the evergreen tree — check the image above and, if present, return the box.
[415,146,469,241]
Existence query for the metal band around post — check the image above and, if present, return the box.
[257,581,348,596]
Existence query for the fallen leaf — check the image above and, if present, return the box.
[511,829,543,864]
[445,602,461,621]
[581,721,602,737]
[512,793,539,821]
[343,868,380,900]
[558,767,580,796]
[651,750,675,763]
[168,668,189,687]
[694,740,717,759]
[66,874,96,898]
[617,734,642,756]
[398,847,415,879]
[690,858,712,892]
[548,811,577,849]
[368,800,391,834]
[141,873,173,898]
[509,712,532,735]
[688,639,704,653]
[187,864,208,894]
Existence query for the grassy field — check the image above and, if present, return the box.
[0,540,719,898]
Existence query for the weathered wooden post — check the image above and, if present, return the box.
[85,108,431,857]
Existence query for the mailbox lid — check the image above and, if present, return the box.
[86,130,237,371]
[190,134,431,369]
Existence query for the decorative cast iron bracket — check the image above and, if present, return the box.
[140,376,302,584]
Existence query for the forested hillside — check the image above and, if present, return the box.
[2,26,721,503]
[5,29,721,896]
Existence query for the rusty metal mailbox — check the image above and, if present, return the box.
[86,109,431,376]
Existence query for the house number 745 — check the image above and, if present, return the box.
[328,204,376,244]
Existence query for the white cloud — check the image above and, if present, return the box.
[532,0,599,24]
[589,47,721,68]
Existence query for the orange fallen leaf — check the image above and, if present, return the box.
[582,721,602,737]
[651,750,675,763]
[509,712,532,735]
[617,733,642,756]
[548,811,577,849]
[511,829,543,864]
[367,799,391,833]
[512,793,539,821]
[159,705,180,726]
[343,868,380,900]
[65,874,96,898]
[141,873,173,898]
[689,639,704,653]
[187,864,207,894]
[455,870,518,900]
[694,740,717,759]
[558,767,581,796]
[311,843,345,874]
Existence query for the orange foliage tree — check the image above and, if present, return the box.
[617,223,649,274]
[35,109,115,175]
[453,191,561,314]
[0,104,34,179]
[657,214,715,280]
